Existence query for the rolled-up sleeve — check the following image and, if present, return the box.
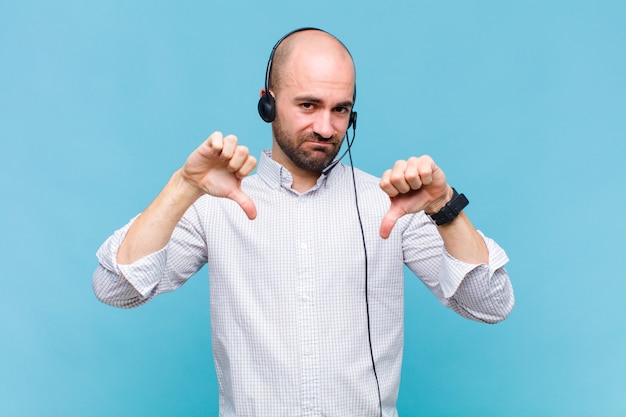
[404,213,514,323]
[439,233,514,323]
[92,201,208,309]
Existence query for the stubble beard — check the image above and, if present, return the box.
[272,119,343,172]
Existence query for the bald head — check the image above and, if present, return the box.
[269,29,355,95]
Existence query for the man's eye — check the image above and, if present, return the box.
[334,107,349,114]
[301,103,313,109]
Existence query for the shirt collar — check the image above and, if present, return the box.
[257,149,341,193]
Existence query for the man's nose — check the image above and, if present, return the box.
[312,111,334,139]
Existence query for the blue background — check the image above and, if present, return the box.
[1,0,625,415]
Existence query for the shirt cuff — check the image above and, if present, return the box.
[438,231,510,298]
[95,216,167,297]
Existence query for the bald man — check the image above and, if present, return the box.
[94,28,514,417]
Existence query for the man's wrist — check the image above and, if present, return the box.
[170,170,205,205]
[427,187,469,226]
[425,186,454,215]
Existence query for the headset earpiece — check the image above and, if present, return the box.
[258,91,276,123]
[348,111,357,130]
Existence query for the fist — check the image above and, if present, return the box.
[379,155,451,239]
[181,131,258,219]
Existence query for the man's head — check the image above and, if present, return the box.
[259,28,356,175]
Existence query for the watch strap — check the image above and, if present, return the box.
[429,188,469,226]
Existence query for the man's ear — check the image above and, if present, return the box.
[259,88,267,98]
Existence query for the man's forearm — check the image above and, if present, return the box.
[436,211,489,265]
[117,170,204,265]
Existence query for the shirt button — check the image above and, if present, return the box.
[300,243,308,250]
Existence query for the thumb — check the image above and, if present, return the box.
[379,204,406,239]
[229,189,257,220]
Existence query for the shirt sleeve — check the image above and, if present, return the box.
[403,213,514,323]
[92,202,208,309]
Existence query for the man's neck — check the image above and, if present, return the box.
[270,146,324,193]
[289,173,321,193]
[279,160,321,193]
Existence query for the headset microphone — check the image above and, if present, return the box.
[322,116,358,175]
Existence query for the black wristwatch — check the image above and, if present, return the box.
[428,188,469,226]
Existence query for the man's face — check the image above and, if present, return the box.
[270,46,355,174]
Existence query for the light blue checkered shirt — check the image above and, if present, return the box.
[94,150,514,417]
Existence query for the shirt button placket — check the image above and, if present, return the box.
[296,196,320,416]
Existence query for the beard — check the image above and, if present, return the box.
[272,118,344,172]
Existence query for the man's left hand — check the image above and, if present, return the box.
[379,155,452,239]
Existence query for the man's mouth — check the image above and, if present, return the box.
[306,139,335,148]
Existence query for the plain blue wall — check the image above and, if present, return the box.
[1,1,625,416]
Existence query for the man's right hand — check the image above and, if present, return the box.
[180,131,258,219]
[118,132,257,265]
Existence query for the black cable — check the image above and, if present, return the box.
[346,128,383,417]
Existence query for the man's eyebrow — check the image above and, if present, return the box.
[335,100,354,108]
[294,96,353,108]
[294,95,323,103]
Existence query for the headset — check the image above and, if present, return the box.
[257,28,381,417]
[257,27,357,131]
